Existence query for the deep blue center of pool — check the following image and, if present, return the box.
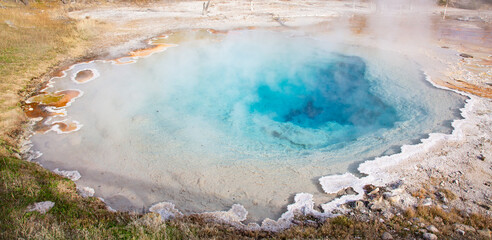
[250,55,398,129]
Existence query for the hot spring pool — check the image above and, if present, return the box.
[29,30,465,222]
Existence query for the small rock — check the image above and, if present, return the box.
[382,231,393,240]
[368,187,380,196]
[77,186,95,198]
[456,229,465,235]
[363,184,377,193]
[27,201,55,214]
[459,53,473,58]
[305,220,318,228]
[149,202,183,221]
[382,211,394,219]
[337,187,358,197]
[454,223,476,232]
[4,20,16,28]
[382,192,392,199]
[434,216,443,223]
[388,180,403,189]
[369,198,386,211]
[385,193,401,204]
[419,223,425,228]
[477,154,485,161]
[53,168,81,181]
[477,229,491,238]
[435,192,448,203]
[423,232,438,240]
[107,205,117,212]
[427,225,439,233]
[422,198,432,206]
[349,200,366,210]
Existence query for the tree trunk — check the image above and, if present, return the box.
[443,0,449,19]
[202,0,210,15]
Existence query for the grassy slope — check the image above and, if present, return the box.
[0,1,81,155]
[0,2,491,239]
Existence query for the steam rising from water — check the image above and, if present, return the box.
[31,30,465,222]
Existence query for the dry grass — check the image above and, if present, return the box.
[0,2,87,155]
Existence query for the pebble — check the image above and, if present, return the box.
[368,188,380,196]
[382,232,393,240]
[427,225,439,233]
[422,198,432,206]
[456,229,465,235]
[382,211,394,219]
[4,20,16,28]
[459,53,473,58]
[352,200,365,210]
[436,192,448,203]
[423,232,438,240]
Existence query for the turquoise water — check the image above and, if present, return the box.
[146,45,399,156]
[31,31,465,221]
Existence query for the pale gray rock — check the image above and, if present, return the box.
[53,168,81,181]
[427,225,439,233]
[454,223,476,232]
[4,20,16,28]
[423,232,437,240]
[77,186,95,198]
[422,198,433,206]
[27,201,55,214]
[149,202,183,221]
[368,187,380,196]
[382,211,394,219]
[382,231,393,240]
